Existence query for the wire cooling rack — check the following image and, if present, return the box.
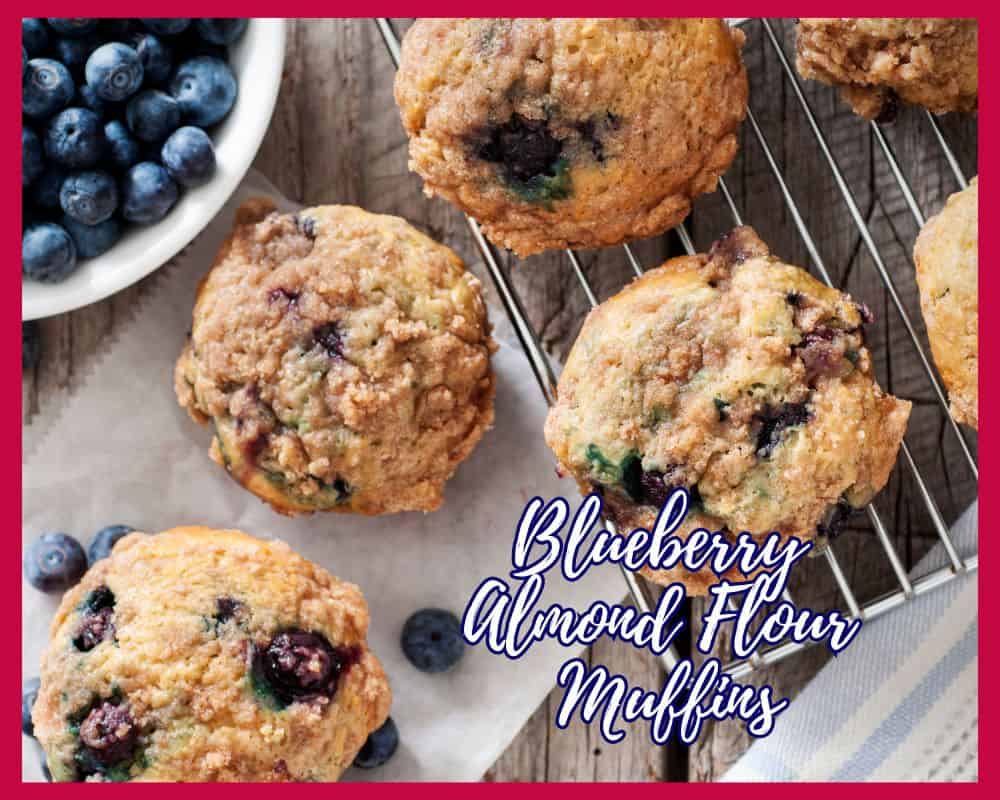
[376,18,979,679]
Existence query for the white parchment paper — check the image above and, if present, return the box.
[22,172,624,782]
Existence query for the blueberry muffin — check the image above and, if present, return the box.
[175,199,496,515]
[394,18,748,256]
[544,227,911,592]
[32,526,391,782]
[796,19,978,120]
[914,178,978,429]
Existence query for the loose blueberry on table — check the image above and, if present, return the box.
[401,609,466,673]
[21,17,247,284]
[353,717,399,769]
[23,532,87,593]
[87,524,136,564]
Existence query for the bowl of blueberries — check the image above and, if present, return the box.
[21,18,287,320]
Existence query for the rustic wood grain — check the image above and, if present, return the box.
[22,18,977,782]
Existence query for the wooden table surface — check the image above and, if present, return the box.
[23,19,978,782]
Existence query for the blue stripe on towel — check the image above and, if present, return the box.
[831,621,978,781]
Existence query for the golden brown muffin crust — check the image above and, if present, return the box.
[33,527,391,782]
[395,18,748,256]
[175,199,496,516]
[544,227,911,592]
[914,177,978,429]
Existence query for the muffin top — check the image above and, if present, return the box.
[395,18,748,256]
[32,527,391,782]
[796,18,978,119]
[914,177,978,429]
[175,199,496,515]
[544,227,911,592]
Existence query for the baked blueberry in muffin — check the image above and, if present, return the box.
[544,227,911,592]
[175,198,496,516]
[796,19,978,120]
[32,527,391,781]
[395,18,748,256]
[913,177,978,429]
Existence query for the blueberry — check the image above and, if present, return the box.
[46,19,98,37]
[22,677,40,737]
[252,629,355,705]
[313,323,343,359]
[60,170,117,225]
[87,525,135,564]
[214,596,244,623]
[121,162,178,223]
[30,165,68,211]
[78,701,138,769]
[126,89,181,142]
[479,114,563,184]
[22,321,41,371]
[817,499,857,539]
[295,214,316,238]
[21,203,37,231]
[173,28,228,61]
[44,108,105,169]
[353,717,399,769]
[754,402,811,459]
[53,33,102,81]
[77,83,109,117]
[85,43,143,103]
[170,56,236,127]
[22,127,44,188]
[129,32,172,85]
[161,126,215,187]
[103,119,141,171]
[22,223,77,283]
[62,215,122,259]
[620,456,676,508]
[100,19,138,40]
[22,59,74,119]
[400,609,465,673]
[193,19,248,45]
[142,19,190,36]
[73,586,117,651]
[22,19,49,57]
[23,532,87,593]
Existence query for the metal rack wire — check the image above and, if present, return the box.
[376,18,979,680]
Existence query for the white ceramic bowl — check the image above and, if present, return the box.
[22,19,287,320]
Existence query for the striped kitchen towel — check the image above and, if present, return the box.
[722,503,978,782]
